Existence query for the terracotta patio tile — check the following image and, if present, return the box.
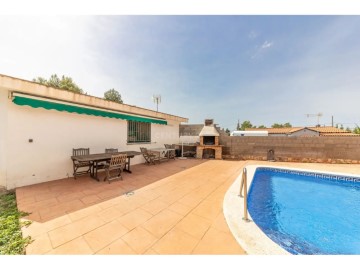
[46,236,93,255]
[64,199,88,213]
[34,192,59,202]
[56,192,84,203]
[82,188,102,196]
[17,196,36,206]
[157,188,188,204]
[135,190,161,200]
[177,193,204,208]
[121,227,158,254]
[97,189,124,200]
[96,238,136,255]
[25,233,53,254]
[191,183,220,199]
[22,215,72,237]
[38,208,68,222]
[167,202,193,216]
[97,206,126,223]
[211,213,232,233]
[97,196,124,210]
[16,159,250,255]
[142,248,159,255]
[191,199,223,222]
[37,199,85,221]
[20,197,58,212]
[48,215,105,248]
[22,211,41,222]
[117,208,153,230]
[68,204,102,222]
[175,213,211,239]
[140,198,169,215]
[120,193,152,209]
[80,194,102,205]
[150,184,177,195]
[141,209,183,238]
[113,201,139,214]
[151,228,199,255]
[205,189,227,202]
[192,227,245,255]
[83,219,129,252]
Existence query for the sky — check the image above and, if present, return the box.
[1,6,360,131]
[2,1,360,268]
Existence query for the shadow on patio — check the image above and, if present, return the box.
[16,159,206,223]
[17,159,247,255]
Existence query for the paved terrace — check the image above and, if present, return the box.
[16,159,360,255]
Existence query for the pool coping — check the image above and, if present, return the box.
[223,164,360,255]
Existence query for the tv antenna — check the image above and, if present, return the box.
[306,113,323,126]
[152,94,161,112]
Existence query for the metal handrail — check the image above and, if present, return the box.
[239,167,250,222]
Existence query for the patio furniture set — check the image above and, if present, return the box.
[71,148,141,183]
[71,145,176,183]
[140,144,176,165]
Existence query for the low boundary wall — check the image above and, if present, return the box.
[220,136,360,164]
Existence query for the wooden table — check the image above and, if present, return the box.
[71,151,141,181]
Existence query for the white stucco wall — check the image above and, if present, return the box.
[0,89,8,188]
[4,95,182,189]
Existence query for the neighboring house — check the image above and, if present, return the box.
[245,126,359,137]
[0,74,187,189]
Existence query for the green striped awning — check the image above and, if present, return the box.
[12,94,167,125]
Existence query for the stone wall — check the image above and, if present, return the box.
[219,135,360,164]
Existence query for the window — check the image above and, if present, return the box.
[127,120,151,143]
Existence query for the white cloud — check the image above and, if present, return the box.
[250,40,274,59]
[0,16,117,97]
[261,40,273,49]
[248,30,258,39]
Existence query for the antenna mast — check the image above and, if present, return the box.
[306,113,323,126]
[152,94,161,112]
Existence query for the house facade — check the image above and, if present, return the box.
[245,126,358,137]
[0,74,187,189]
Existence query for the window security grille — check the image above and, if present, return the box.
[127,121,151,143]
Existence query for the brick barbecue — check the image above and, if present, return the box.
[196,119,223,159]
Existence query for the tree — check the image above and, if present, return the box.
[239,120,254,131]
[33,74,83,94]
[104,88,123,104]
[272,122,292,128]
[258,125,267,128]
[354,125,360,134]
[225,128,230,135]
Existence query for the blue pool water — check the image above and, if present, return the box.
[248,167,360,255]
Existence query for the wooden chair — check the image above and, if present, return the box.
[95,148,119,174]
[103,153,127,183]
[72,148,91,179]
[164,144,176,159]
[140,147,160,165]
[105,148,118,153]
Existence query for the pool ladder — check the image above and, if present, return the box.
[239,167,250,222]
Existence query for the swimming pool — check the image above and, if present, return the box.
[248,167,360,255]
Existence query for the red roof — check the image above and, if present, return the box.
[245,126,358,136]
